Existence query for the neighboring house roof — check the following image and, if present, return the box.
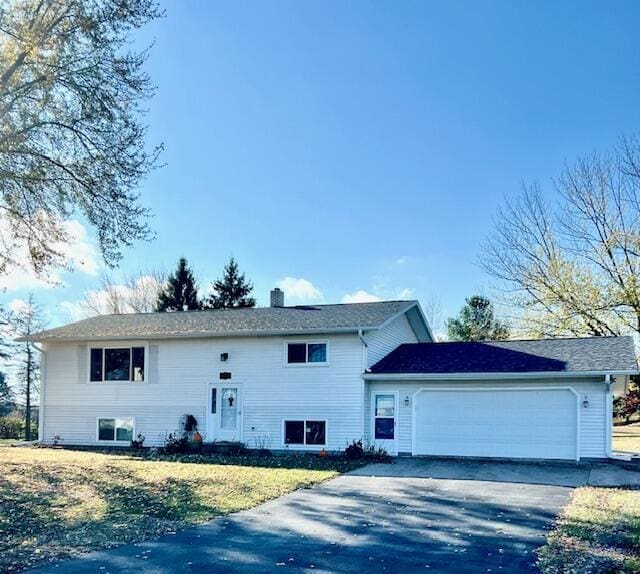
[26,300,432,342]
[368,336,638,376]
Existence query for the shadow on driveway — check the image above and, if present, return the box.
[27,463,573,574]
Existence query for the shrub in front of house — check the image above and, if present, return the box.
[344,440,391,462]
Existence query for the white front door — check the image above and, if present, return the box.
[207,384,242,442]
[371,391,398,455]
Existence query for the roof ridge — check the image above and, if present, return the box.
[62,299,417,320]
[401,335,630,346]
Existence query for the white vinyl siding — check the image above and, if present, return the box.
[41,334,364,450]
[365,378,608,459]
[365,314,418,368]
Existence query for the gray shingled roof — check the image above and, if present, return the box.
[369,336,638,375]
[28,301,418,342]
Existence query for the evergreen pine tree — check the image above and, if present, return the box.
[0,372,15,417]
[447,295,510,341]
[9,294,45,440]
[156,258,201,311]
[205,258,256,309]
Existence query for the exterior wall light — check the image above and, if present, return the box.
[404,396,410,407]
[582,396,589,408]
[220,352,229,362]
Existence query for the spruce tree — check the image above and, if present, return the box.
[156,258,200,311]
[447,296,510,341]
[0,372,15,417]
[205,258,256,309]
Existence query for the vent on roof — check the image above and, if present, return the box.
[270,288,285,307]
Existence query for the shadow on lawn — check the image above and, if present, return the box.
[0,463,215,573]
[52,445,369,473]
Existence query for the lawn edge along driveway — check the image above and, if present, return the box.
[0,447,364,573]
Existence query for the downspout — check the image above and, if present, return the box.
[605,374,632,461]
[35,344,45,443]
[357,329,368,372]
[358,329,368,444]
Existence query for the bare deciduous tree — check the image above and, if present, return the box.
[79,268,166,317]
[0,0,162,281]
[481,136,640,338]
[422,294,444,339]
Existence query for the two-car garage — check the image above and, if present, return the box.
[412,387,578,460]
[366,337,638,461]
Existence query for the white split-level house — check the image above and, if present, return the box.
[26,288,638,461]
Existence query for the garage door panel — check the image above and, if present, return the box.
[414,388,578,460]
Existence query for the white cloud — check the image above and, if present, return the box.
[395,287,415,299]
[396,256,409,265]
[0,219,99,291]
[341,290,382,303]
[8,298,29,314]
[59,300,87,322]
[276,277,323,304]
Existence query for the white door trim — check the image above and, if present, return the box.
[370,389,399,455]
[411,386,581,461]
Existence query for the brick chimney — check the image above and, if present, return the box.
[270,287,285,307]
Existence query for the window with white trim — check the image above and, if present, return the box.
[286,342,327,365]
[90,347,145,382]
[374,394,395,440]
[97,418,134,442]
[284,420,326,445]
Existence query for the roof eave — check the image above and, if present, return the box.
[25,326,378,344]
[372,300,434,342]
[363,370,639,381]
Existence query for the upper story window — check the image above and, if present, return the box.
[90,347,145,382]
[286,342,328,365]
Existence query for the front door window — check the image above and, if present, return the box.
[221,387,238,430]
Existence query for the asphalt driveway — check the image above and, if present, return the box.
[25,458,589,574]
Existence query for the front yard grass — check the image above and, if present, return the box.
[538,486,640,573]
[613,422,640,453]
[0,447,363,572]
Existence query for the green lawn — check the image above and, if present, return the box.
[613,422,640,453]
[538,487,640,573]
[0,447,362,573]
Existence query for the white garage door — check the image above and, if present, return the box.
[413,388,578,460]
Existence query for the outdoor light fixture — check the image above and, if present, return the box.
[582,396,589,408]
[404,396,410,407]
[220,352,229,362]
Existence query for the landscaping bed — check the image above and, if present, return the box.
[538,486,640,573]
[0,447,364,572]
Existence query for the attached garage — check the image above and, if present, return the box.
[366,337,638,461]
[413,387,578,460]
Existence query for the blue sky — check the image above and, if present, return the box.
[3,1,640,331]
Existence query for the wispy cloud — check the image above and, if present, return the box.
[341,290,382,303]
[0,219,99,291]
[396,256,409,265]
[276,277,324,304]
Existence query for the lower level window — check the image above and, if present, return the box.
[98,418,134,442]
[284,420,326,446]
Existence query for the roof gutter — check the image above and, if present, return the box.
[21,326,380,344]
[363,370,639,381]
